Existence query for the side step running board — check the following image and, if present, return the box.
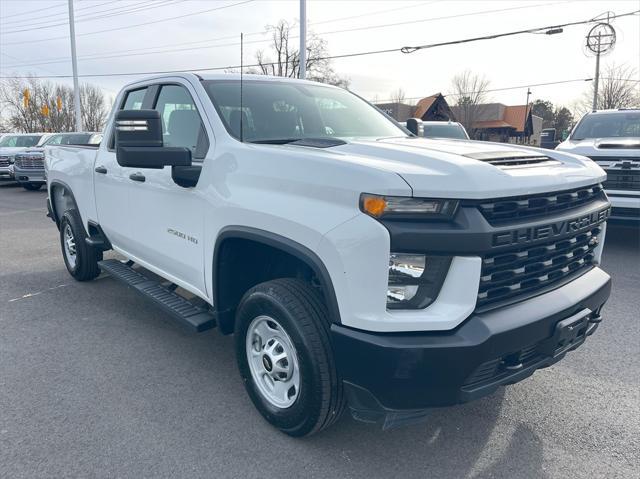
[98,259,216,332]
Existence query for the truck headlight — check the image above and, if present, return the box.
[387,253,452,309]
[360,193,459,220]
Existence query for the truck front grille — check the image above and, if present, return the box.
[477,184,604,224]
[15,157,44,169]
[477,226,601,309]
[603,170,640,191]
[0,158,10,167]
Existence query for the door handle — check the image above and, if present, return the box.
[129,172,146,182]
[94,166,107,174]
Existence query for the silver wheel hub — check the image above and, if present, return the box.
[63,224,77,269]
[246,315,300,408]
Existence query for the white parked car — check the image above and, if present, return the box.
[46,73,611,436]
[556,109,640,222]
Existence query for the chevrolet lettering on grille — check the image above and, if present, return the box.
[492,208,610,247]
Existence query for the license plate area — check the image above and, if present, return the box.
[540,308,599,358]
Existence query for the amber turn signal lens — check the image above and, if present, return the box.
[362,195,387,217]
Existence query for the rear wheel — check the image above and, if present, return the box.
[22,182,42,191]
[234,278,345,437]
[60,209,102,281]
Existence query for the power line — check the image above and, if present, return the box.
[400,9,640,53]
[0,1,70,21]
[1,0,569,67]
[0,0,125,28]
[1,0,256,45]
[1,9,637,80]
[1,0,185,34]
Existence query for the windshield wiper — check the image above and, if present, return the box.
[248,138,347,148]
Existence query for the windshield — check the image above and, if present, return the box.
[0,135,42,147]
[572,111,640,140]
[203,80,406,142]
[423,123,468,140]
[43,133,94,146]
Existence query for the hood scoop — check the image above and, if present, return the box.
[463,150,559,169]
[596,138,640,149]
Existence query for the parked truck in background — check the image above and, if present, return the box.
[0,133,50,181]
[15,132,102,191]
[46,73,611,436]
[556,109,640,222]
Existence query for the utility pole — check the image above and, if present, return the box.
[592,32,601,111]
[68,0,83,131]
[299,0,306,79]
[523,87,532,144]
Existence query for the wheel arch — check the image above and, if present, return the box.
[49,180,80,227]
[213,226,342,334]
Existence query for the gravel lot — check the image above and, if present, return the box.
[1,182,639,479]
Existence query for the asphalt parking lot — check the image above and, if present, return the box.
[1,182,638,479]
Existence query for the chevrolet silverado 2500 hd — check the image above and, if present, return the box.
[556,109,640,222]
[46,74,611,436]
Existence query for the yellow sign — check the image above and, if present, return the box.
[23,88,30,108]
[56,96,62,111]
[41,104,50,117]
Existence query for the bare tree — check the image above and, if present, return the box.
[80,84,108,132]
[253,20,349,88]
[0,76,108,132]
[450,71,490,139]
[596,63,640,110]
[390,88,406,103]
[573,63,640,116]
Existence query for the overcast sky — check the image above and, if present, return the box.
[1,0,638,108]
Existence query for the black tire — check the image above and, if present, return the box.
[22,182,42,191]
[235,278,345,437]
[59,209,102,281]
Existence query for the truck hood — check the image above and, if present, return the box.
[0,147,32,157]
[329,138,606,199]
[556,137,640,158]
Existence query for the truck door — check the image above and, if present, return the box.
[126,82,209,297]
[94,86,149,251]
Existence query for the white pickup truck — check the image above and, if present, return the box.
[556,109,640,222]
[46,73,612,436]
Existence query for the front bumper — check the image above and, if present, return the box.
[606,192,640,222]
[332,267,611,424]
[14,167,45,184]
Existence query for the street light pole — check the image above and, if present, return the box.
[299,0,306,79]
[68,0,83,131]
[592,32,601,111]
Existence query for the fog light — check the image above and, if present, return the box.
[387,253,452,309]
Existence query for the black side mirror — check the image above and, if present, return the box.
[115,109,191,169]
[406,118,424,137]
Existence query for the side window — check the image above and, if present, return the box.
[109,87,148,150]
[153,84,209,159]
[123,88,147,110]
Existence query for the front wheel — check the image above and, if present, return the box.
[59,209,102,281]
[234,278,345,437]
[22,182,42,191]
